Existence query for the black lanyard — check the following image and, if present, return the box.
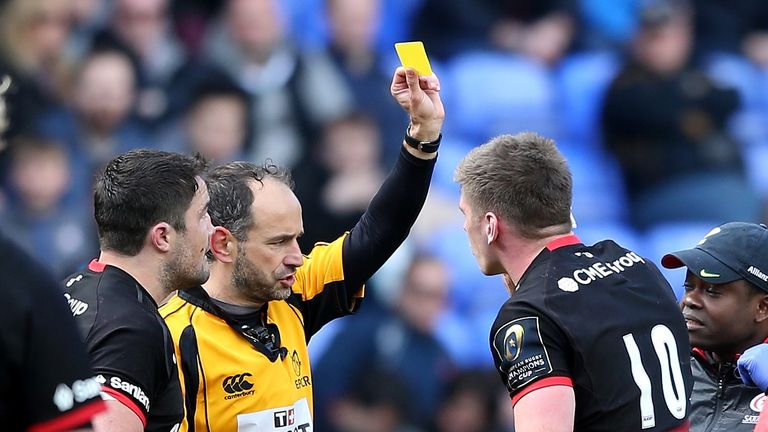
[179,287,288,362]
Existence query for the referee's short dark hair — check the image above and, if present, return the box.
[454,132,573,239]
[94,149,208,256]
[205,161,293,242]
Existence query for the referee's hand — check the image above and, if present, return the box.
[390,67,444,143]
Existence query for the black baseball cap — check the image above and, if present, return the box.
[662,222,768,292]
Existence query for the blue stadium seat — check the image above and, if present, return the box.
[556,51,621,147]
[285,0,424,54]
[446,51,559,143]
[559,140,629,225]
[423,224,505,313]
[742,141,768,196]
[704,53,763,109]
[422,223,508,368]
[575,222,645,256]
[578,0,639,48]
[374,0,425,52]
[428,136,476,199]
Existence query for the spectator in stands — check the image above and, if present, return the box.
[412,0,576,65]
[325,0,406,166]
[693,0,768,66]
[203,0,353,168]
[159,78,250,163]
[65,0,110,62]
[294,113,385,250]
[313,255,456,431]
[328,370,422,432]
[602,0,760,228]
[93,0,196,128]
[434,370,503,432]
[37,48,147,204]
[0,136,97,277]
[0,0,73,139]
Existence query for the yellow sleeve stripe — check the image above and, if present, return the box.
[294,233,347,301]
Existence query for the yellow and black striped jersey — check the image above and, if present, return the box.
[161,234,362,432]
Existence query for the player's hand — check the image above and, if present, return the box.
[738,343,768,392]
[390,67,444,141]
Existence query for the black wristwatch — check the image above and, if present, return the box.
[404,125,441,153]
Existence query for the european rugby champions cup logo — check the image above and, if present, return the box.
[504,324,525,362]
[292,350,302,377]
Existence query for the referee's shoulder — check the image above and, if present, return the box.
[159,291,191,320]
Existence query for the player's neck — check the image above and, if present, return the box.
[500,232,575,287]
[97,250,167,305]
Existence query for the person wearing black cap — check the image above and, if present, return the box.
[662,222,768,431]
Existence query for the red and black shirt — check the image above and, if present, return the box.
[490,235,693,431]
[63,260,182,431]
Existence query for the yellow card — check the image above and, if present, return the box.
[394,41,433,76]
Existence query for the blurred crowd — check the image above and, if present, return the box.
[2,0,768,430]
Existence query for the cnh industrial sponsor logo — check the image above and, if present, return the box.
[223,373,255,400]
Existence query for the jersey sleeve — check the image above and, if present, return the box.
[489,301,573,405]
[291,233,362,339]
[87,318,166,427]
[8,251,105,431]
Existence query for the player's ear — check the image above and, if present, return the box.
[149,222,172,252]
[755,293,768,323]
[485,212,499,244]
[210,226,235,263]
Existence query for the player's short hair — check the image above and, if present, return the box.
[205,161,293,242]
[454,132,573,239]
[94,149,208,255]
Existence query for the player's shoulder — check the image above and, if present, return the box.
[490,293,547,339]
[160,291,196,326]
[545,239,661,293]
[295,234,347,285]
[62,264,137,316]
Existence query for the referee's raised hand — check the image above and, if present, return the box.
[390,67,444,147]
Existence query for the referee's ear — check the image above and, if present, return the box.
[210,226,235,264]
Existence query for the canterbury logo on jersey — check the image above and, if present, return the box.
[223,373,255,400]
